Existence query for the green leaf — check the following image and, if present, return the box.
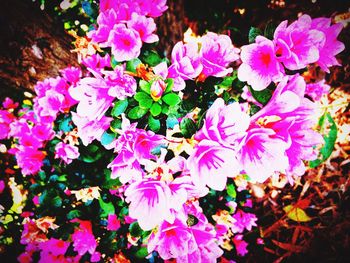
[141,50,162,66]
[101,131,116,146]
[80,144,103,163]
[139,80,151,93]
[309,113,337,168]
[128,106,148,119]
[248,27,263,43]
[150,103,162,116]
[148,115,160,132]
[162,93,181,106]
[180,118,197,139]
[111,56,121,69]
[51,196,62,208]
[99,198,115,217]
[219,76,234,88]
[111,99,128,117]
[126,58,142,73]
[226,184,237,199]
[283,205,312,222]
[248,86,273,106]
[164,78,174,93]
[129,222,143,237]
[264,21,276,40]
[67,210,82,220]
[135,92,153,109]
[135,247,149,258]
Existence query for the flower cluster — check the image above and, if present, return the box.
[0,1,345,262]
[238,15,345,91]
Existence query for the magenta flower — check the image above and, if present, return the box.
[195,98,250,146]
[127,13,159,43]
[54,142,80,164]
[35,89,64,118]
[107,214,121,231]
[124,180,174,230]
[108,24,142,62]
[231,209,258,233]
[168,41,203,91]
[14,147,46,176]
[311,17,345,72]
[232,234,248,256]
[237,128,289,183]
[200,32,240,78]
[145,0,168,17]
[305,79,330,101]
[72,221,97,256]
[39,238,70,257]
[148,218,197,260]
[251,75,324,180]
[69,77,114,121]
[104,66,137,100]
[238,36,284,91]
[274,15,325,70]
[188,140,240,191]
[32,123,54,141]
[0,110,15,139]
[71,113,112,146]
[108,149,143,184]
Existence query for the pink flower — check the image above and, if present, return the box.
[145,0,168,17]
[274,15,325,70]
[107,214,121,231]
[104,66,137,99]
[2,97,18,109]
[32,123,54,141]
[69,77,114,121]
[15,147,46,176]
[195,98,250,146]
[54,142,80,164]
[127,13,159,43]
[311,17,345,72]
[238,36,284,91]
[237,128,289,183]
[0,110,15,139]
[150,79,166,101]
[200,32,240,78]
[148,202,222,261]
[251,75,324,179]
[305,79,330,101]
[72,221,97,256]
[71,113,112,146]
[82,53,111,72]
[148,218,197,260]
[39,238,70,257]
[124,180,174,230]
[0,180,5,194]
[60,66,81,84]
[168,41,203,91]
[232,234,248,256]
[108,24,142,62]
[231,210,258,233]
[35,89,64,118]
[108,149,143,184]
[188,140,240,191]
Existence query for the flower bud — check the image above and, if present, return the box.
[150,79,166,101]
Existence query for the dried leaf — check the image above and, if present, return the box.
[283,205,312,222]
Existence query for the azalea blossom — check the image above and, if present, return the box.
[54,142,80,164]
[108,24,142,62]
[200,32,240,78]
[238,36,284,91]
